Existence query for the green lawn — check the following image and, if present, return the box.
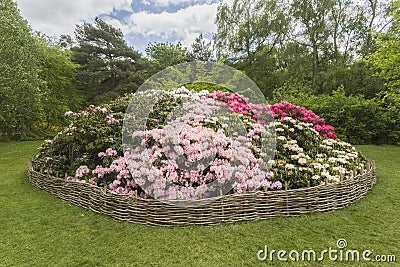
[0,141,398,266]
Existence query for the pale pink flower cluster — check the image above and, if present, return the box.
[106,115,120,125]
[123,94,280,199]
[65,105,109,117]
[75,165,90,178]
[67,165,91,183]
[106,148,117,156]
[98,148,117,157]
[93,156,138,195]
[69,149,140,195]
[125,122,278,199]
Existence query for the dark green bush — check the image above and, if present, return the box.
[273,84,399,145]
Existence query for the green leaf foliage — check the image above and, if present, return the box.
[0,0,45,140]
[71,18,148,104]
[273,84,399,145]
[36,36,83,129]
[366,0,400,92]
[145,42,189,73]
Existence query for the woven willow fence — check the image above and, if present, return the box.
[28,161,376,226]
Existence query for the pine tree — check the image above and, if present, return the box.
[188,34,213,61]
[145,42,189,74]
[71,18,148,104]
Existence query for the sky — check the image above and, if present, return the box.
[16,0,224,54]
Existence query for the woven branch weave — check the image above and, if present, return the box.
[28,161,376,226]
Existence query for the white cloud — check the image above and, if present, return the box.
[145,0,209,7]
[16,0,132,36]
[103,17,131,35]
[125,3,218,47]
[15,0,222,51]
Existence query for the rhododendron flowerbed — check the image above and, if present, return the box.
[32,87,367,200]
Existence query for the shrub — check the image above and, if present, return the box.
[273,84,400,144]
[33,87,367,199]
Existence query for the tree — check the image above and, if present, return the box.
[214,0,288,62]
[366,0,400,91]
[290,0,336,89]
[327,0,367,64]
[213,0,391,98]
[287,0,390,92]
[145,42,189,73]
[275,41,314,88]
[359,0,391,56]
[71,18,147,104]
[57,34,74,50]
[364,0,400,144]
[36,36,83,127]
[0,0,45,139]
[188,34,213,61]
[317,62,385,98]
[214,0,289,95]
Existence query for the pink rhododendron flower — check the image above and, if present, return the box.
[106,115,120,125]
[106,148,117,156]
[272,181,283,189]
[75,165,90,178]
[206,91,337,139]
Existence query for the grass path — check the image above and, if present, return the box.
[0,141,398,266]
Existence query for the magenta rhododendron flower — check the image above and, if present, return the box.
[270,100,337,139]
[207,92,337,139]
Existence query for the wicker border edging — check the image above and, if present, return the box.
[28,161,376,226]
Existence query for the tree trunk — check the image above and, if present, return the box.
[365,0,377,56]
[312,42,318,90]
[333,20,338,64]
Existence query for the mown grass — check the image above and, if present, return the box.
[0,141,398,266]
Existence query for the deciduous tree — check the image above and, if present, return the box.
[366,0,400,91]
[36,36,82,127]
[214,0,288,62]
[0,0,45,139]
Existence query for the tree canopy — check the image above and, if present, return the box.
[36,36,82,126]
[0,0,84,140]
[145,42,189,73]
[0,0,46,139]
[213,0,389,94]
[214,0,288,61]
[366,0,400,91]
[71,18,148,104]
[1,0,398,144]
[188,34,213,61]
